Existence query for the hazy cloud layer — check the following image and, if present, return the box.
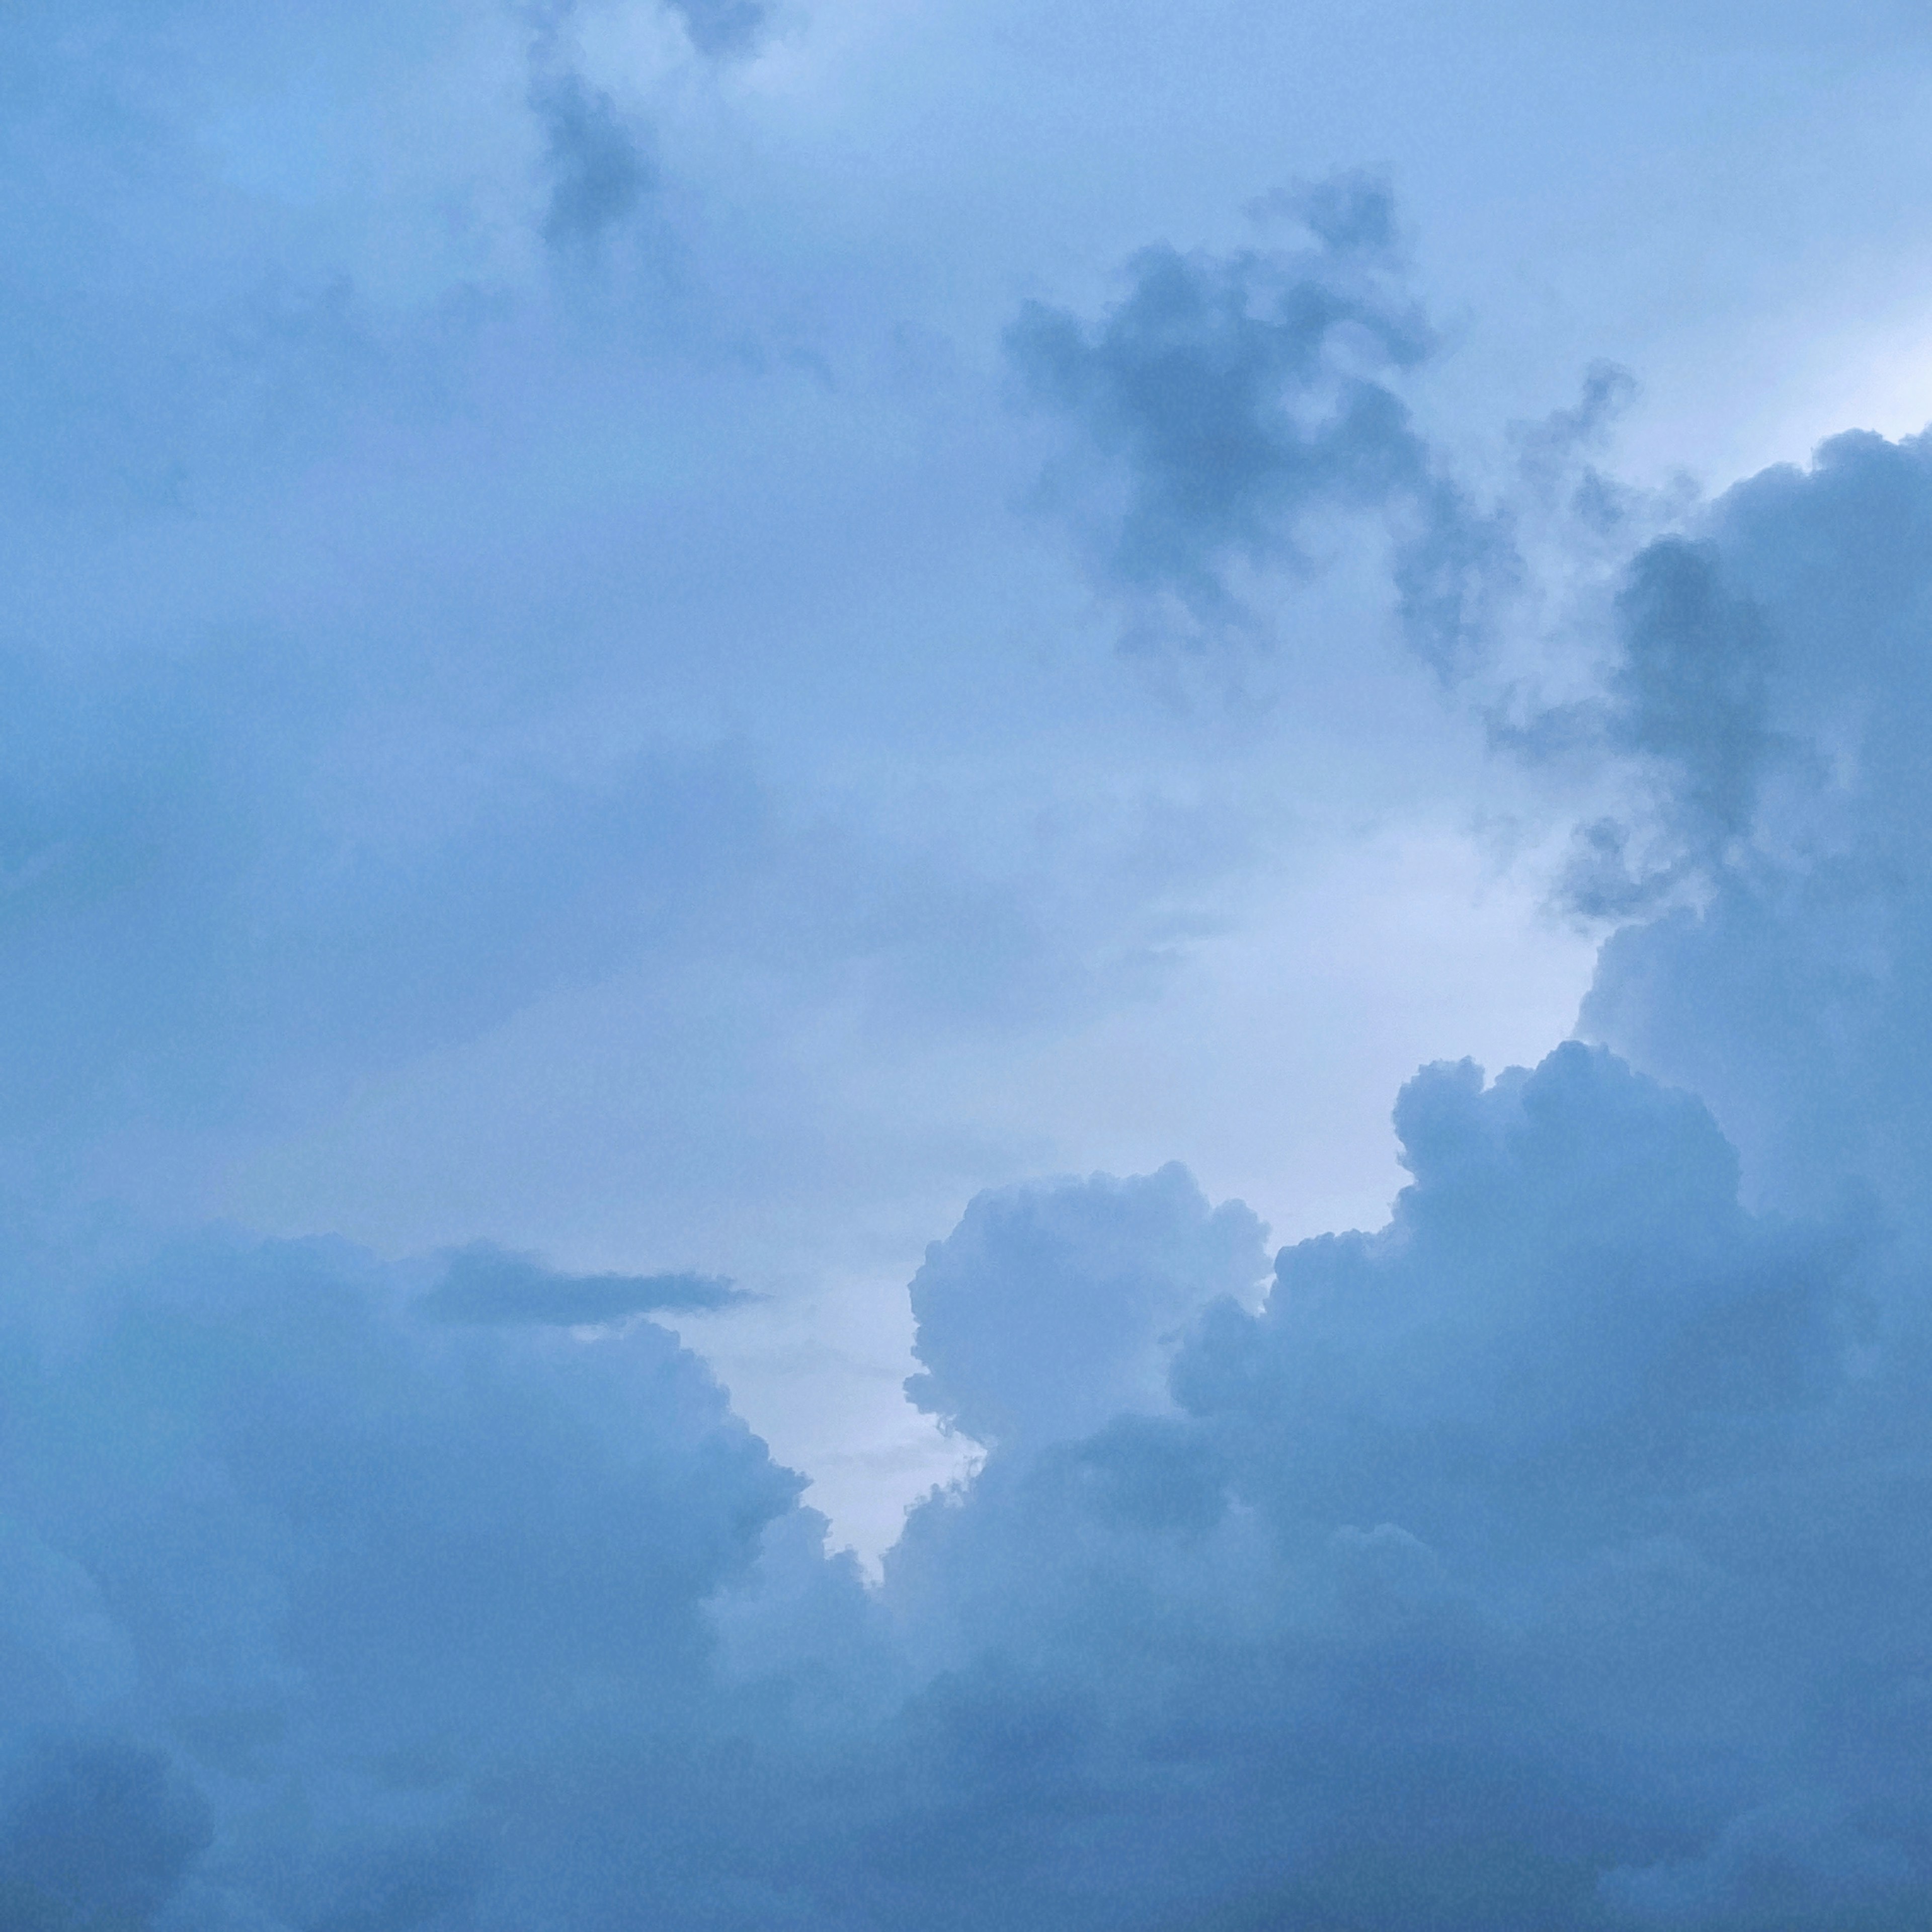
[664,0,771,59]
[534,75,656,252]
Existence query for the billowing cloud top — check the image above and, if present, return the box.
[7,1031,1926,1927]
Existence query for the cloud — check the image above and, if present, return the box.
[10,11,1932,1920]
[904,1162,1267,1450]
[0,1222,813,1927]
[4,404,1927,1932]
[1005,175,1514,666]
[1574,427,1932,1226]
[881,1043,1918,1930]
[533,74,655,252]
[1537,536,1777,916]
[0,1737,211,1931]
[0,642,786,1155]
[4,871,1930,1929]
[524,0,769,263]
[418,1242,743,1324]
[665,0,772,60]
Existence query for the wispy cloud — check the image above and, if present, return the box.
[1006,175,1513,669]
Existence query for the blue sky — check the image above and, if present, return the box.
[8,4,1932,1926]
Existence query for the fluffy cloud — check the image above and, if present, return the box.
[880,1042,1923,1930]
[1576,428,1932,1230]
[904,1162,1267,1448]
[0,1223,816,1927]
[18,1039,1926,1928]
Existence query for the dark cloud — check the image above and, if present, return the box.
[1612,541,1776,836]
[666,0,772,60]
[418,1242,743,1324]
[1005,176,1515,667]
[533,75,654,252]
[526,0,767,265]
[10,1040,1922,1928]
[1576,428,1932,1227]
[0,1738,211,1930]
[1541,535,1778,915]
[883,1043,1923,1931]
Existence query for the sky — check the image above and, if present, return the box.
[7,3,1932,1927]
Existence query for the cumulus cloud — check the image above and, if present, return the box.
[12,1038,1922,1928]
[0,1223,812,1927]
[882,1043,1920,1930]
[904,1162,1266,1448]
[1573,428,1932,1228]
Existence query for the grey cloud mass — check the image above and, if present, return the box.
[7,1038,1929,1927]
[11,2,1932,1926]
[1576,429,1932,1231]
[904,1162,1267,1449]
[886,1042,1912,1930]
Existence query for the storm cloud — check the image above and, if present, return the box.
[7,1032,1928,1927]
[8,2,1932,1926]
